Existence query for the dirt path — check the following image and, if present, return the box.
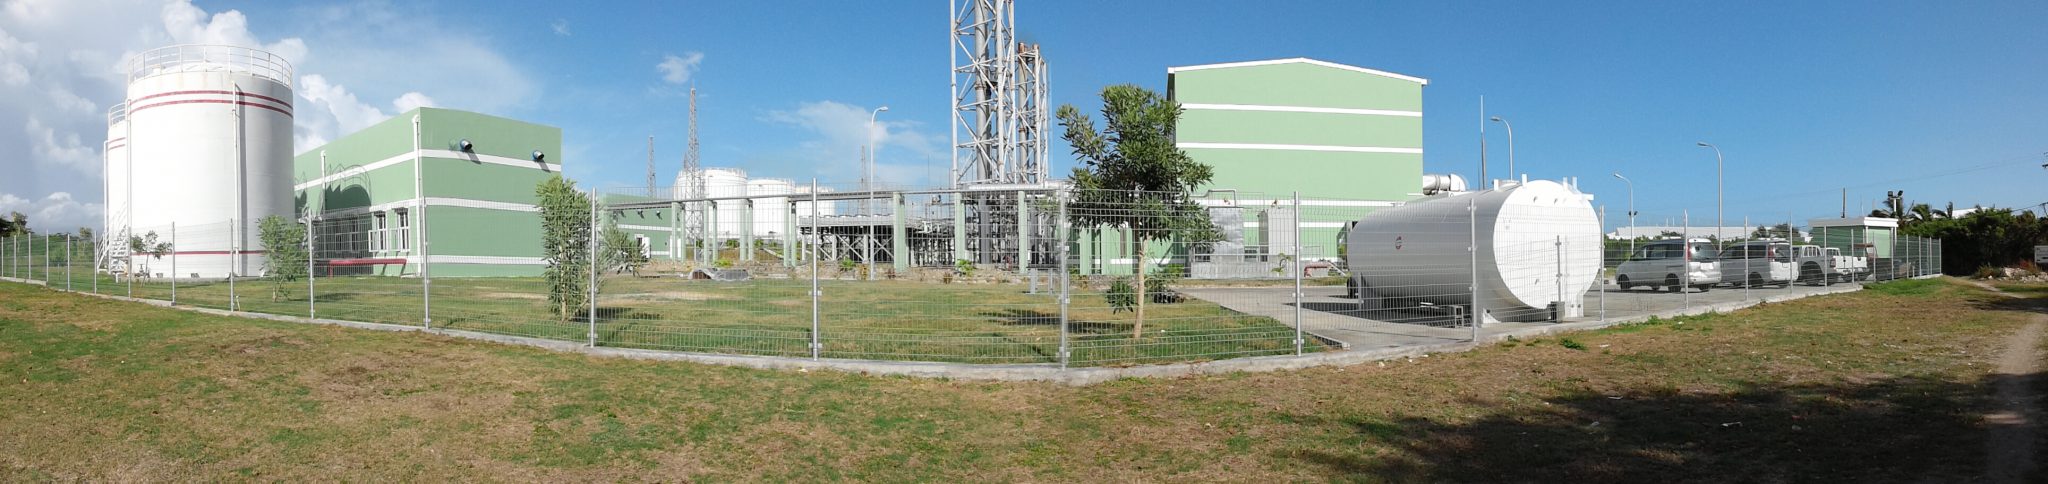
[1979,281,2043,484]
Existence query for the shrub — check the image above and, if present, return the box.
[1106,278,1137,313]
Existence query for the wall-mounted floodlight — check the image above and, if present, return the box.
[531,150,546,162]
[458,139,473,152]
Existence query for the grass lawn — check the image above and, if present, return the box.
[46,272,1315,367]
[0,277,2040,481]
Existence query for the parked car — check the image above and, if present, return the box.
[1824,247,1872,282]
[1616,239,1720,293]
[1786,245,1872,285]
[1717,240,1793,288]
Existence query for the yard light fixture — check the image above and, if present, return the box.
[1612,171,1636,254]
[1490,116,1515,181]
[1696,141,1724,252]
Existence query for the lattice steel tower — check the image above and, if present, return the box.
[951,0,1048,187]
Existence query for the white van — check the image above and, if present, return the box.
[1616,239,1720,293]
[1717,241,1793,288]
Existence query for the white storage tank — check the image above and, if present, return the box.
[119,45,295,278]
[1346,179,1601,322]
[746,178,794,237]
[701,168,747,238]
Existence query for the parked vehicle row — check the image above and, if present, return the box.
[1613,238,1873,293]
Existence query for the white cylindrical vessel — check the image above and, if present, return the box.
[121,45,295,278]
[1346,179,1601,322]
[746,178,794,237]
[701,168,747,238]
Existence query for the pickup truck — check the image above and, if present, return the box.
[1787,245,1872,285]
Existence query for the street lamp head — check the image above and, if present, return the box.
[1489,116,1503,122]
[1696,141,1711,147]
[1611,172,1625,180]
[876,106,890,112]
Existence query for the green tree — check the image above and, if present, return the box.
[0,211,25,237]
[127,231,173,278]
[257,215,308,301]
[1057,84,1218,338]
[537,175,596,320]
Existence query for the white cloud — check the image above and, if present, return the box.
[0,191,102,232]
[23,116,94,172]
[391,92,436,113]
[762,101,946,187]
[551,19,571,37]
[657,52,704,85]
[158,0,306,64]
[0,0,540,230]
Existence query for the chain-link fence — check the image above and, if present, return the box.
[2,184,1948,370]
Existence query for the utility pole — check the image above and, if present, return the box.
[646,136,655,198]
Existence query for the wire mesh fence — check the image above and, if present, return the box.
[2,184,1950,370]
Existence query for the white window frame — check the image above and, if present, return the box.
[394,209,411,252]
[370,211,387,253]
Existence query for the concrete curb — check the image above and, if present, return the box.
[2,276,1873,385]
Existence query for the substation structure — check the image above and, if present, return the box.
[605,186,1066,272]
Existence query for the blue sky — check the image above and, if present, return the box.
[4,0,2045,231]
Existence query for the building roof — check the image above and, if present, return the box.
[1808,217,1899,229]
[1166,57,1429,85]
[1607,226,1766,240]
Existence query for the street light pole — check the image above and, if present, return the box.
[1490,116,1515,181]
[865,106,890,201]
[1697,142,1724,251]
[1612,172,1636,254]
[865,106,888,281]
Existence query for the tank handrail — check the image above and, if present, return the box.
[128,44,294,85]
[106,102,128,124]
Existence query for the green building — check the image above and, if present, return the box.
[1074,58,1429,276]
[295,108,563,277]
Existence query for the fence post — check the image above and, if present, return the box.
[1057,190,1071,368]
[809,179,822,361]
[170,221,178,305]
[226,218,235,311]
[92,234,98,293]
[1468,198,1481,341]
[1682,210,1690,312]
[1292,192,1304,355]
[307,217,316,319]
[1597,205,1605,324]
[1555,235,1564,323]
[66,237,72,290]
[587,191,600,347]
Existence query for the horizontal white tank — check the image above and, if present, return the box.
[119,45,295,278]
[747,178,794,236]
[1346,179,1601,322]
